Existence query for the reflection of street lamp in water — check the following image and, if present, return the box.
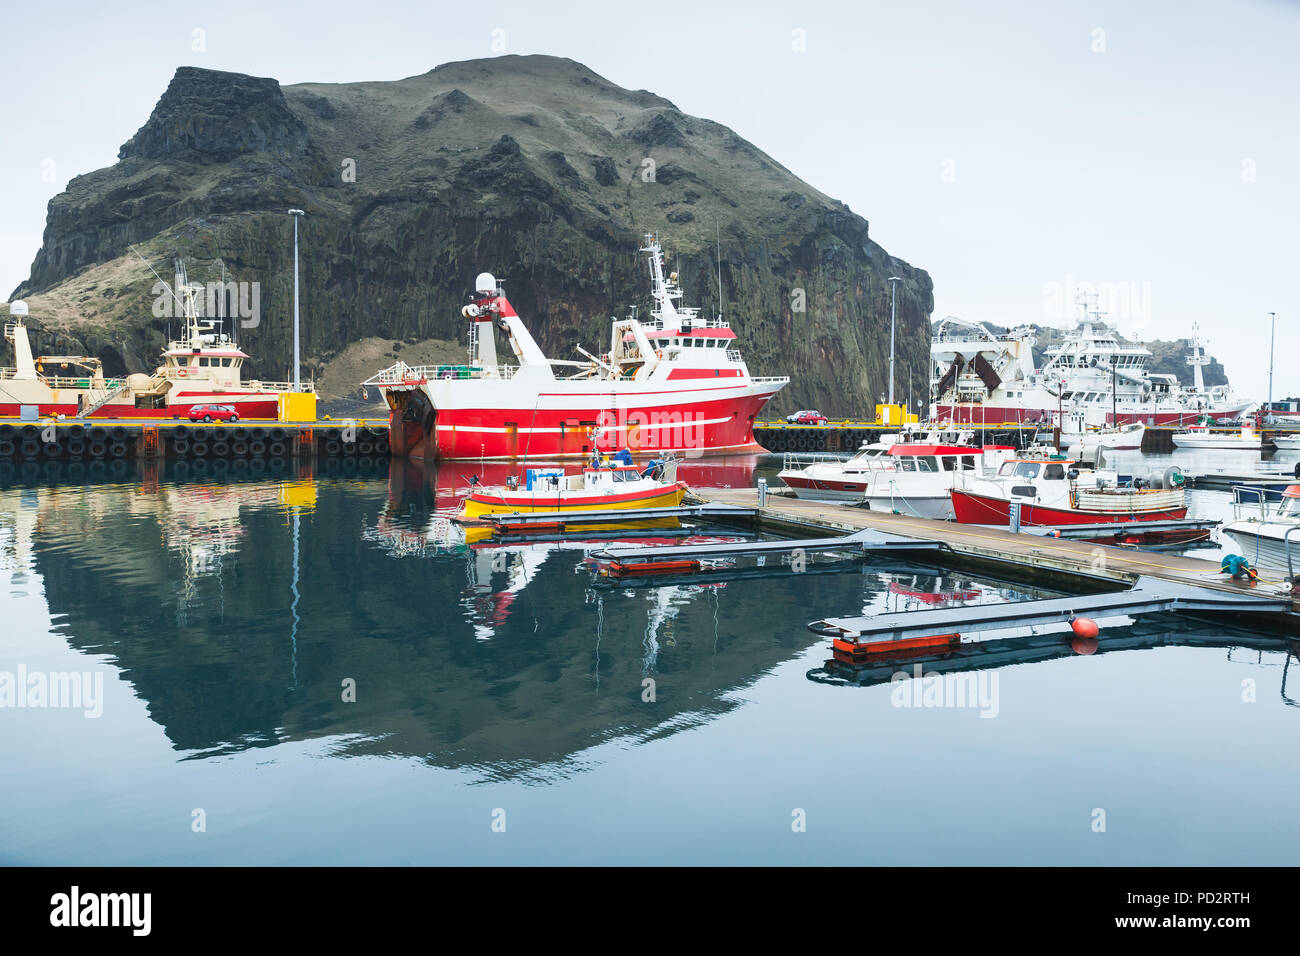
[288,209,305,391]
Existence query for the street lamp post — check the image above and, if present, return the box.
[288,209,305,391]
[1267,311,1276,417]
[887,276,902,407]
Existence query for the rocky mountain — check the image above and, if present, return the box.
[8,56,932,416]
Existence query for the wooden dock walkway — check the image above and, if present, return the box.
[697,487,1300,617]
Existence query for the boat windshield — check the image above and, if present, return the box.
[999,461,1041,479]
[1279,496,1300,519]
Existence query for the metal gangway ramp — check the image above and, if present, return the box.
[589,526,948,568]
[808,576,1294,643]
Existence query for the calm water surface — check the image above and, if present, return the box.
[1,449,1297,865]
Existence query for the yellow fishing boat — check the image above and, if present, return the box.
[458,454,686,519]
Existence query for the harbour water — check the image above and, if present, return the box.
[1,448,1297,865]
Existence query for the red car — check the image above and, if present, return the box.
[786,409,829,425]
[187,403,239,423]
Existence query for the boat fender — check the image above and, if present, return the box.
[1294,461,1299,480]
[1070,617,1099,639]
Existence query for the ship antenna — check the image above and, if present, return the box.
[128,243,186,319]
[715,222,723,322]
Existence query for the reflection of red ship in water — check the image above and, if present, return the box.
[887,578,982,609]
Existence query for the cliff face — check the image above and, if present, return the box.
[11,57,932,414]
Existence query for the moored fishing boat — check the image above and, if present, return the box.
[1171,422,1263,450]
[457,451,687,518]
[2,276,313,420]
[777,427,1017,518]
[1220,485,1300,572]
[950,454,1188,526]
[365,235,789,461]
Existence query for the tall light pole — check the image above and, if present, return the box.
[887,276,902,406]
[288,209,305,390]
[1267,311,1276,415]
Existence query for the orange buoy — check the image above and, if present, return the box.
[1070,617,1099,639]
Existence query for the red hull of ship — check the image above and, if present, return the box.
[414,392,774,460]
[0,397,281,420]
[935,404,1244,428]
[950,489,1188,526]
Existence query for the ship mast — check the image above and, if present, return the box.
[1186,321,1209,394]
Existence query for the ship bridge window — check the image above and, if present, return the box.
[1012,462,1041,479]
[1043,464,1065,480]
[1011,485,1038,498]
[917,457,939,472]
[897,458,917,472]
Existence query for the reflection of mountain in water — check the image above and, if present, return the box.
[15,464,885,779]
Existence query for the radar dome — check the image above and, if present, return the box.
[9,300,28,316]
[475,272,497,294]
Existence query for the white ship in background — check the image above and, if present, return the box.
[930,298,1252,427]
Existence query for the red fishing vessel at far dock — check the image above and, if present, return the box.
[365,236,789,460]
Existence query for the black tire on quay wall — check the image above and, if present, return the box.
[375,439,390,455]
[172,439,189,457]
[268,441,286,457]
[249,427,268,441]
[20,425,39,439]
[231,440,249,456]
[324,439,341,455]
[0,424,13,440]
[211,441,230,457]
[0,440,14,457]
[87,442,107,459]
[109,442,128,458]
[190,442,209,457]
[66,438,85,456]
[250,458,268,476]
[358,441,374,455]
[43,442,62,458]
[21,441,41,458]
[66,424,85,439]
[249,440,266,456]
[231,458,250,476]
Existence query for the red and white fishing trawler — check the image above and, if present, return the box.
[366,236,789,460]
[2,279,311,419]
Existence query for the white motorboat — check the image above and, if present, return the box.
[1171,423,1263,450]
[778,430,1017,518]
[1221,484,1300,573]
[1271,433,1300,450]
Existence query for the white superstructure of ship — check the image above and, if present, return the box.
[930,296,1252,427]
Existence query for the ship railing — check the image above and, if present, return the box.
[243,380,316,392]
[363,361,518,386]
[641,316,731,331]
[0,367,127,389]
[750,376,791,385]
[1231,485,1276,522]
[781,450,857,473]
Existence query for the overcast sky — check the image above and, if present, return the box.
[2,0,1296,396]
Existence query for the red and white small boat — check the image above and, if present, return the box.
[950,454,1188,526]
